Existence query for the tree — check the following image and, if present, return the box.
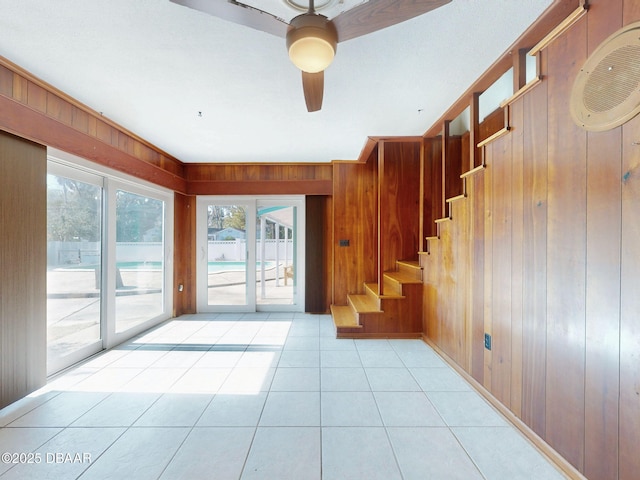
[223,205,246,231]
[208,205,227,229]
[47,176,101,242]
[116,191,163,242]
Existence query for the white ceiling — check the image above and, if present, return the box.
[0,0,553,164]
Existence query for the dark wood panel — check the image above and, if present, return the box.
[27,81,47,113]
[423,136,443,233]
[623,0,640,23]
[47,93,73,125]
[0,64,13,96]
[450,198,470,368]
[444,135,463,200]
[619,107,640,480]
[305,196,329,313]
[378,141,421,281]
[185,163,333,195]
[185,163,333,182]
[173,193,196,317]
[332,161,377,305]
[12,73,28,103]
[187,180,332,196]
[489,132,512,408]
[479,108,506,144]
[620,4,640,480]
[583,3,623,480]
[544,15,588,471]
[323,195,334,311]
[510,97,524,419]
[520,70,548,439]
[71,106,91,135]
[469,171,485,384]
[584,126,621,480]
[482,144,493,391]
[0,131,47,409]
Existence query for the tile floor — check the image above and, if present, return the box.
[0,313,566,479]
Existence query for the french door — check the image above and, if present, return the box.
[196,196,305,312]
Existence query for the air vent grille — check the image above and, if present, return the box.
[583,44,640,113]
[571,22,640,131]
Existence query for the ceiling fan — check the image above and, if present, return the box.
[170,0,451,111]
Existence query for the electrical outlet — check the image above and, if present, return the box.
[484,333,492,351]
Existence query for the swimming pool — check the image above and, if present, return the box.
[118,261,275,273]
[54,260,276,272]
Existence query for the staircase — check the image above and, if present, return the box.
[330,259,423,338]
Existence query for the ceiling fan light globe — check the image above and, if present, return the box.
[288,37,335,72]
[286,13,337,73]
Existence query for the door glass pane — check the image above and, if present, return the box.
[207,204,248,306]
[115,190,165,332]
[256,205,296,306]
[47,174,102,368]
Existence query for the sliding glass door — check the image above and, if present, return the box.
[46,152,173,375]
[47,165,103,374]
[204,202,251,308]
[197,196,304,312]
[256,204,297,307]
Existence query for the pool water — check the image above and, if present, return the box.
[118,261,275,272]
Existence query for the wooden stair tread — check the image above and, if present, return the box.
[384,270,423,284]
[348,294,383,313]
[364,283,404,299]
[396,260,421,269]
[330,305,361,328]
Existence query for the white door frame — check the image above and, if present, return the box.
[196,195,305,312]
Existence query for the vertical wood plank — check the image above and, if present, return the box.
[470,92,481,168]
[545,16,588,471]
[0,131,47,409]
[619,100,640,480]
[0,65,13,96]
[510,97,525,419]
[173,192,196,317]
[619,9,640,480]
[483,144,493,391]
[490,133,512,408]
[12,74,28,103]
[305,195,328,313]
[423,137,443,237]
[584,126,621,480]
[26,82,47,113]
[521,66,548,438]
[583,2,623,479]
[469,170,485,384]
[377,143,385,294]
[332,161,377,305]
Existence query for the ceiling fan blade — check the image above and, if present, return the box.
[170,0,288,38]
[302,71,324,112]
[332,0,451,43]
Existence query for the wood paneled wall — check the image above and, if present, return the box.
[422,2,640,478]
[173,193,197,317]
[0,131,47,409]
[0,58,185,192]
[305,195,332,313]
[422,137,443,239]
[184,163,333,195]
[332,160,378,305]
[378,141,422,276]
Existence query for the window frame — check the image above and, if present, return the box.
[47,148,174,366]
